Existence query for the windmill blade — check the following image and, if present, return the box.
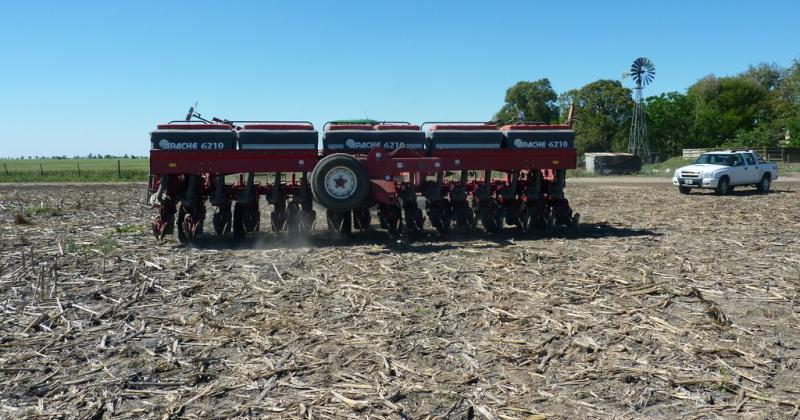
[633,57,650,70]
[629,57,655,86]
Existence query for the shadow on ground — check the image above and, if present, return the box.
[175,221,661,252]
[686,188,793,196]
[576,222,662,239]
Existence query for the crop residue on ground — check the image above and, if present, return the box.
[0,183,798,418]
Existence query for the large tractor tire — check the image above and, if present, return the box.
[311,154,369,212]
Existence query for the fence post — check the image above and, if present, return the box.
[117,160,121,178]
[40,163,44,176]
[3,163,8,175]
[77,162,81,176]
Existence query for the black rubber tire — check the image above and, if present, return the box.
[571,212,581,230]
[326,210,352,237]
[162,210,175,235]
[177,207,188,244]
[678,186,691,195]
[452,202,469,228]
[715,176,730,196]
[403,204,421,236]
[311,154,369,212]
[243,198,261,233]
[756,174,771,193]
[479,202,500,234]
[193,208,205,236]
[353,207,371,231]
[481,212,499,234]
[381,205,402,236]
[233,202,246,240]
[431,199,452,236]
[213,202,231,236]
[340,211,352,236]
[300,210,316,233]
[286,202,300,234]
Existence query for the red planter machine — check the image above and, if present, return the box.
[148,108,580,242]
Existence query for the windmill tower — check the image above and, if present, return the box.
[626,57,655,162]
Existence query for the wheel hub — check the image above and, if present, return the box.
[324,166,358,199]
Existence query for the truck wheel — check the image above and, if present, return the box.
[678,186,691,195]
[715,176,730,196]
[756,174,771,193]
[311,154,369,212]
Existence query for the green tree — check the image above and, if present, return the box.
[778,58,800,105]
[687,75,769,146]
[567,80,633,154]
[787,116,800,146]
[778,59,800,144]
[742,63,784,91]
[645,92,693,156]
[726,125,781,148]
[494,78,559,124]
[557,90,577,121]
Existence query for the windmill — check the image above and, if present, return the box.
[625,57,655,162]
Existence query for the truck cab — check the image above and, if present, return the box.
[672,150,778,195]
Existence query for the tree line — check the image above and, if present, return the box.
[494,58,800,157]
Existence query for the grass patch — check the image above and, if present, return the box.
[63,237,118,254]
[114,223,146,234]
[64,238,77,254]
[567,168,595,178]
[24,206,63,217]
[0,158,148,171]
[568,156,692,178]
[779,163,800,173]
[0,169,149,183]
[640,156,693,177]
[0,158,149,182]
[98,238,119,253]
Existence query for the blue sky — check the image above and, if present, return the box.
[0,0,798,157]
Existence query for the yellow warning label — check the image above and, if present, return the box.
[168,163,177,168]
[553,160,559,165]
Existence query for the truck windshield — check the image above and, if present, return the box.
[694,154,733,165]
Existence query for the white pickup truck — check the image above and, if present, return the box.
[672,150,778,195]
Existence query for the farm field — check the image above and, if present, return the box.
[0,159,149,182]
[1,181,799,418]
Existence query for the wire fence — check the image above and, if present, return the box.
[0,159,149,182]
[682,147,800,162]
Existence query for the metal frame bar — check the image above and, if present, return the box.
[150,150,318,174]
[322,120,413,131]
